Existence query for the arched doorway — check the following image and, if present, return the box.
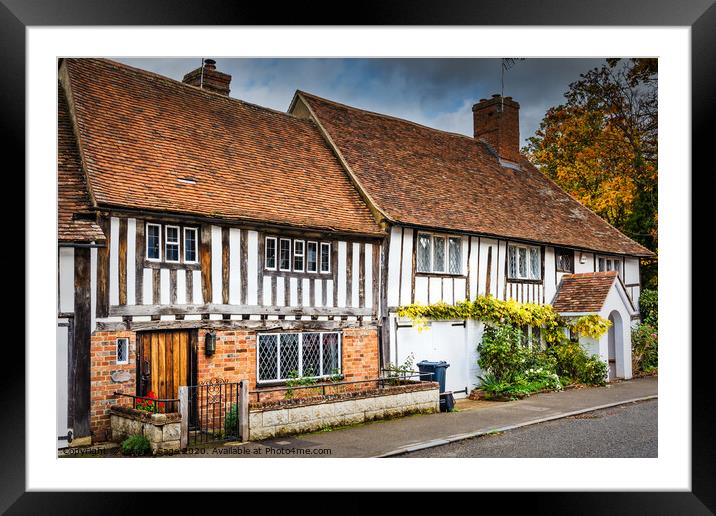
[607,310,624,380]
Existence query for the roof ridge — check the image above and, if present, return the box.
[75,58,312,125]
[298,89,496,148]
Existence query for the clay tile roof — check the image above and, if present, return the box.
[60,59,382,237]
[298,91,654,257]
[58,84,105,243]
[551,271,618,313]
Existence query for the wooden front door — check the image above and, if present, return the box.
[137,330,194,403]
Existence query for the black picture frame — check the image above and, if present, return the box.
[4,0,710,511]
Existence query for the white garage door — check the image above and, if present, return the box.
[395,320,471,397]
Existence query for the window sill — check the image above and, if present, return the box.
[256,375,343,388]
[142,260,201,270]
[506,278,543,284]
[415,272,466,278]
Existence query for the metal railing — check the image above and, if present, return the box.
[113,391,179,414]
[250,371,436,403]
[180,381,248,447]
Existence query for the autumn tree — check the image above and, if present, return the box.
[525,58,657,287]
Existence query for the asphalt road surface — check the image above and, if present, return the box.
[399,399,657,458]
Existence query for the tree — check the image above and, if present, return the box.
[524,59,657,288]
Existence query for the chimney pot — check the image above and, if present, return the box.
[182,58,231,96]
[472,95,521,164]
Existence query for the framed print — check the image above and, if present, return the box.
[4,0,712,511]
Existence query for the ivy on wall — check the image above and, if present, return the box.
[396,297,611,342]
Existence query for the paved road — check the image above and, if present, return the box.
[397,399,657,458]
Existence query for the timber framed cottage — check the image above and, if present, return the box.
[57,58,653,445]
[57,59,383,444]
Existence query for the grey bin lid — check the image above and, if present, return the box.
[416,360,450,367]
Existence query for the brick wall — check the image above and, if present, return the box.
[88,326,379,441]
[89,331,136,441]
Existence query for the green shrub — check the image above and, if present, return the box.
[477,372,511,398]
[121,434,151,456]
[224,404,239,439]
[639,289,658,328]
[547,341,607,386]
[547,341,586,382]
[477,324,529,383]
[581,355,608,386]
[632,322,658,373]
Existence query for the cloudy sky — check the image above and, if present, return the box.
[117,58,607,147]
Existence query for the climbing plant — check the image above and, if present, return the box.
[396,296,610,342]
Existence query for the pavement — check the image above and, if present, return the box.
[190,375,657,458]
[400,398,657,458]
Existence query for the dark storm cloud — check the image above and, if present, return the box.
[116,57,607,146]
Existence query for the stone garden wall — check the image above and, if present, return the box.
[110,406,181,454]
[248,381,440,440]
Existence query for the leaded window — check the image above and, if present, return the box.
[555,247,573,273]
[257,332,341,383]
[508,245,517,278]
[279,333,299,379]
[116,338,129,365]
[433,236,446,272]
[417,233,431,272]
[518,247,527,278]
[258,334,279,381]
[448,237,462,274]
[416,232,463,274]
[508,244,541,280]
[529,247,540,280]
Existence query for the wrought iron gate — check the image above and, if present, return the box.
[180,380,248,447]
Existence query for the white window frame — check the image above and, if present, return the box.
[293,240,305,272]
[264,236,277,271]
[432,235,447,273]
[507,243,541,281]
[320,242,332,274]
[145,223,162,262]
[597,255,622,277]
[279,238,292,272]
[306,241,318,273]
[164,225,181,263]
[416,231,463,275]
[116,338,129,365]
[183,227,199,264]
[256,332,342,384]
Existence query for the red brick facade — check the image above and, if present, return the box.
[89,326,379,441]
[90,331,137,440]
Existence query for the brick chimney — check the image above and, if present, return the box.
[182,59,231,96]
[472,94,521,164]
